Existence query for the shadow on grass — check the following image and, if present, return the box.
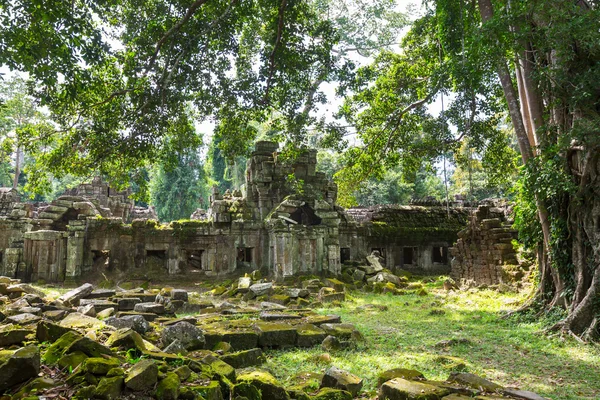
[266,289,600,400]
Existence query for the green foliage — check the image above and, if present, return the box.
[150,149,209,222]
[329,2,512,205]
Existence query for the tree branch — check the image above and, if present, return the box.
[146,0,209,73]
[262,0,287,104]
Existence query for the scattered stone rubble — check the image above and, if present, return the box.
[0,272,549,400]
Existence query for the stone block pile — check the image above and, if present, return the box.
[0,275,548,399]
[450,205,528,286]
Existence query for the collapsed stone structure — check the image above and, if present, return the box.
[450,202,527,285]
[0,141,491,284]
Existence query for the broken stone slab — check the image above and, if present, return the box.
[42,309,69,321]
[353,269,366,281]
[260,301,287,310]
[134,302,165,314]
[59,312,104,330]
[7,283,46,298]
[305,314,342,326]
[320,292,346,303]
[248,282,274,297]
[96,307,115,319]
[296,323,326,347]
[204,328,259,351]
[106,328,147,352]
[77,303,96,317]
[502,388,549,400]
[324,278,346,292]
[36,321,74,343]
[380,378,450,400]
[161,321,205,351]
[84,289,116,299]
[58,283,94,306]
[0,325,34,347]
[448,373,503,393]
[125,359,158,391]
[6,312,41,325]
[259,311,302,321]
[366,254,385,272]
[377,368,425,387]
[356,265,377,275]
[285,288,310,298]
[368,272,402,286]
[321,366,364,396]
[238,277,252,292]
[105,314,150,334]
[254,322,297,348]
[0,345,41,392]
[163,339,188,355]
[116,311,159,322]
[115,297,142,311]
[237,369,289,400]
[220,348,266,369]
[79,298,118,313]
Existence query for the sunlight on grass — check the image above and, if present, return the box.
[266,280,600,400]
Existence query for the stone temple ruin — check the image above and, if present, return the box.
[0,141,523,285]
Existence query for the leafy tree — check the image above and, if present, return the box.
[332,0,600,340]
[150,150,209,222]
[0,0,406,199]
[0,76,44,189]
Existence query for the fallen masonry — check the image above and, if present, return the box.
[0,275,550,399]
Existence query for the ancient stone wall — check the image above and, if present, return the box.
[450,203,525,285]
[0,141,483,283]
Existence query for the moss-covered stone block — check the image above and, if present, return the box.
[57,351,88,370]
[95,376,124,400]
[254,322,297,348]
[83,357,120,375]
[125,359,158,391]
[237,370,290,400]
[379,378,449,400]
[156,372,180,400]
[312,387,353,400]
[187,380,223,400]
[296,324,326,347]
[377,368,425,387]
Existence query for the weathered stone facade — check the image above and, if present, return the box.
[450,203,526,285]
[0,141,482,283]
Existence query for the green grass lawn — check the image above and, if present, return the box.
[265,278,600,400]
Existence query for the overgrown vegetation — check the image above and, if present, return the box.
[266,280,600,399]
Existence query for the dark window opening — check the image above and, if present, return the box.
[403,247,415,265]
[432,247,448,264]
[0,251,4,264]
[187,250,204,272]
[92,250,110,269]
[237,247,253,268]
[289,204,322,226]
[597,216,600,232]
[340,248,351,264]
[146,250,166,259]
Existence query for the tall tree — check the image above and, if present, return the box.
[332,0,600,340]
[150,149,209,222]
[0,76,43,189]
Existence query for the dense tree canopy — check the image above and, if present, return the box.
[328,0,600,340]
[0,0,406,199]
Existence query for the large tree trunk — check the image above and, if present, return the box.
[478,0,566,307]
